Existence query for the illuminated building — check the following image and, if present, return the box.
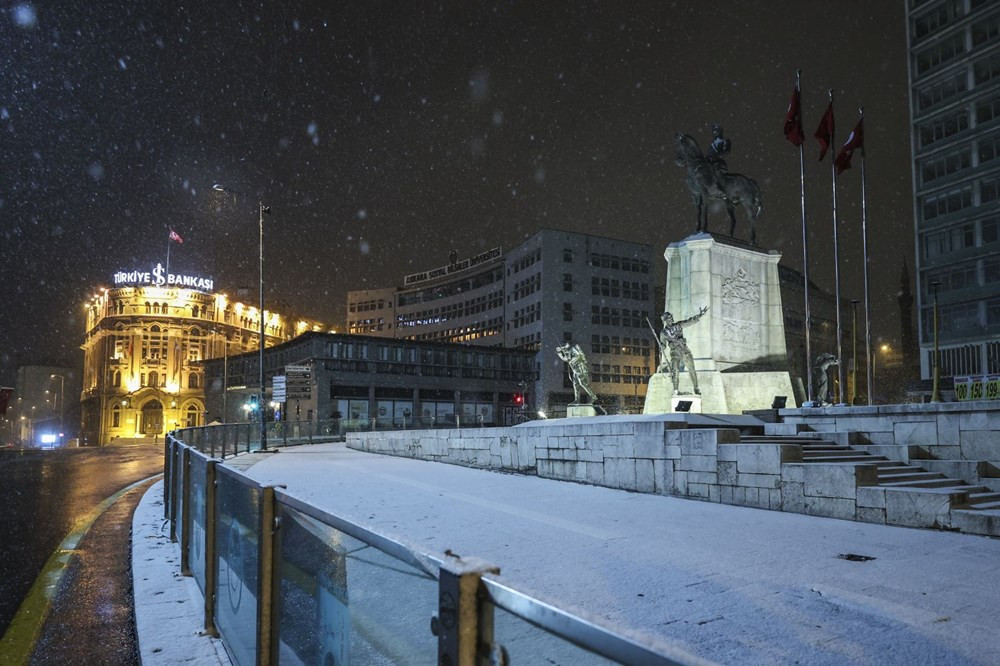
[80,265,326,445]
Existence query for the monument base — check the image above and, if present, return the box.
[566,404,598,418]
[644,370,795,414]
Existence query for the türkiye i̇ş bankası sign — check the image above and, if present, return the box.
[113,263,214,292]
[402,247,502,286]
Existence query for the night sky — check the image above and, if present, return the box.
[1,1,913,385]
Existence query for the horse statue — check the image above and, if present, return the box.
[675,132,763,245]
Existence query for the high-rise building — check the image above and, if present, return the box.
[906,1,1000,382]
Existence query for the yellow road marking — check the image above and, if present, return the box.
[0,473,164,666]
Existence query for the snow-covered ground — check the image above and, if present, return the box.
[240,443,1000,665]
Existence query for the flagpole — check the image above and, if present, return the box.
[166,227,171,282]
[798,71,814,406]
[828,89,845,404]
[859,106,873,405]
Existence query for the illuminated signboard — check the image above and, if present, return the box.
[954,375,1000,401]
[402,247,502,286]
[113,263,214,292]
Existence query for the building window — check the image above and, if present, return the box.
[111,406,121,428]
[918,110,968,149]
[113,370,121,387]
[563,248,573,263]
[973,11,1000,47]
[915,32,965,75]
[563,273,573,292]
[148,371,159,388]
[920,146,971,185]
[921,185,972,221]
[975,52,1000,86]
[188,372,200,389]
[186,405,200,427]
[563,303,573,322]
[916,71,967,112]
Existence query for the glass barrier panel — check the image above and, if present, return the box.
[490,604,618,665]
[274,503,438,664]
[214,472,261,666]
[174,445,185,547]
[188,453,208,594]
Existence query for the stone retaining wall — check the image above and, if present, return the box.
[778,401,1000,462]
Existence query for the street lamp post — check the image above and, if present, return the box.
[50,374,65,435]
[213,184,271,450]
[930,280,943,402]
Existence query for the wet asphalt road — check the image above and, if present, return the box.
[0,443,163,662]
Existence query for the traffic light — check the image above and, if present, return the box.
[514,393,524,407]
[248,394,260,411]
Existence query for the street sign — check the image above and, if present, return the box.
[285,364,312,400]
[272,376,287,402]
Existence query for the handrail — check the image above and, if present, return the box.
[481,574,707,666]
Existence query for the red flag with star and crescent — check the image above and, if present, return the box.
[814,101,835,161]
[169,229,183,244]
[835,117,864,175]
[784,84,804,146]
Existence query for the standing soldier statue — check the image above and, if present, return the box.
[555,343,598,405]
[650,307,709,395]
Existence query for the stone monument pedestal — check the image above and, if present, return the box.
[644,232,796,415]
[566,404,598,418]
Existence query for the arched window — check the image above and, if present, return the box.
[188,372,200,389]
[111,405,122,428]
[161,302,169,314]
[113,370,121,387]
[185,404,200,427]
[148,370,159,387]
[191,304,199,317]
[145,301,151,314]
[117,300,125,314]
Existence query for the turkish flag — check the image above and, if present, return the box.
[835,117,865,175]
[814,102,835,161]
[169,229,184,244]
[784,85,804,146]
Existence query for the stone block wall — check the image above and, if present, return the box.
[779,401,1000,463]
[347,420,866,518]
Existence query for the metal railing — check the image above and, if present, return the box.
[164,433,706,665]
[174,415,512,459]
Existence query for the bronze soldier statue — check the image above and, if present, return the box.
[656,307,709,395]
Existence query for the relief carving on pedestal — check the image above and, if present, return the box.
[722,320,761,351]
[722,267,760,306]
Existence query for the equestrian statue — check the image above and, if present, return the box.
[674,125,763,245]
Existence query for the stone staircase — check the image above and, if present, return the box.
[744,427,1000,534]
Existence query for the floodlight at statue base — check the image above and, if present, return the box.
[771,396,787,409]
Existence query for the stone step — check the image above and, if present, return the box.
[877,471,945,484]
[802,455,881,464]
[762,423,812,436]
[967,491,1000,505]
[966,500,1000,510]
[743,436,836,445]
[879,477,965,489]
[949,509,1000,537]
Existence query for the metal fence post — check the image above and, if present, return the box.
[434,556,499,666]
[257,486,277,666]
[203,460,218,636]
[180,446,192,575]
[164,436,173,520]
